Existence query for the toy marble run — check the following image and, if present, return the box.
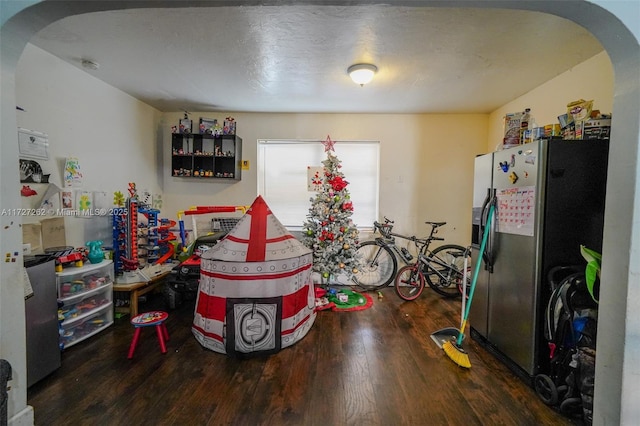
[147,217,177,264]
[177,205,248,250]
[112,184,178,278]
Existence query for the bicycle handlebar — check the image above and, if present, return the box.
[373,218,447,244]
[373,220,393,237]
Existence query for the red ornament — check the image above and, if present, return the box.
[342,201,353,211]
[329,176,348,191]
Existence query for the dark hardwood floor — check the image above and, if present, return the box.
[28,286,574,425]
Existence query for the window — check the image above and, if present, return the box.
[258,140,379,229]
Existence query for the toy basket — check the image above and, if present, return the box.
[179,205,247,248]
[211,217,241,233]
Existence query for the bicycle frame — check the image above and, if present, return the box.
[371,218,437,264]
[417,241,471,283]
[417,251,458,282]
[373,235,414,265]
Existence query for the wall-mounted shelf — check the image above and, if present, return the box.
[171,133,242,181]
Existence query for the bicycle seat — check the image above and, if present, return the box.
[425,221,446,227]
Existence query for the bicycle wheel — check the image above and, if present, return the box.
[424,244,470,298]
[394,264,425,301]
[352,241,398,291]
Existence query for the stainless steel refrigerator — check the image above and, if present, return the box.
[24,256,61,387]
[469,138,609,379]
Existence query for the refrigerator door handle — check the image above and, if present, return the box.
[479,188,491,248]
[481,189,496,272]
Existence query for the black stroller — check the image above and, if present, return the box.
[534,266,598,424]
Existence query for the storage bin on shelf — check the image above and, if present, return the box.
[56,259,114,348]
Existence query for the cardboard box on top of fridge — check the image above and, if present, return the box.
[562,118,611,140]
[503,112,523,148]
[583,118,611,140]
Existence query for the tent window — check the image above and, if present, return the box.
[257,139,380,230]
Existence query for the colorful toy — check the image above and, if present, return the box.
[86,240,104,264]
[177,205,247,250]
[165,205,246,309]
[55,250,86,272]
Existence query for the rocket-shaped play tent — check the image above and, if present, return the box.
[192,196,316,356]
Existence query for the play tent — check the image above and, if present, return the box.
[192,196,316,356]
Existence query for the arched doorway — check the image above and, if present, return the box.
[1,2,637,424]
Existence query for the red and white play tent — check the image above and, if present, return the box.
[192,196,316,356]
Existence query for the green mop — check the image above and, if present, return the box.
[441,201,496,368]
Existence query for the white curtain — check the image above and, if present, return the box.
[258,140,379,229]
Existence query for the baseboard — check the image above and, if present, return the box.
[9,405,34,426]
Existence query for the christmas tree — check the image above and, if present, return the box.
[302,136,360,283]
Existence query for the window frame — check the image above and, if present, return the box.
[257,139,380,231]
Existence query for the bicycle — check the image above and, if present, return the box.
[394,240,471,301]
[352,217,469,297]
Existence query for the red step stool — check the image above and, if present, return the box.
[127,311,169,359]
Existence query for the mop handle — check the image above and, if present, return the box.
[457,201,495,345]
[461,249,469,328]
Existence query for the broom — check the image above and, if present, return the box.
[442,200,495,368]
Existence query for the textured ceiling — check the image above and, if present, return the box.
[29,5,604,114]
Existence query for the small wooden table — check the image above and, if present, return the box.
[113,271,170,317]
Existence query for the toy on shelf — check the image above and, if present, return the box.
[55,249,87,272]
[59,274,108,298]
[223,117,236,135]
[86,240,104,264]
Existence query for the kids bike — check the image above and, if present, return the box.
[394,240,471,301]
[352,217,469,297]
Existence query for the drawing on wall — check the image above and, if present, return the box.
[307,166,324,192]
[76,190,93,212]
[64,157,83,187]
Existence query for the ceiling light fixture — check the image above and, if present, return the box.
[81,59,100,71]
[348,63,378,86]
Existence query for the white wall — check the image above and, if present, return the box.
[161,112,489,247]
[16,44,163,248]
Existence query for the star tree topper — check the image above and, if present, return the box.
[322,134,335,152]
